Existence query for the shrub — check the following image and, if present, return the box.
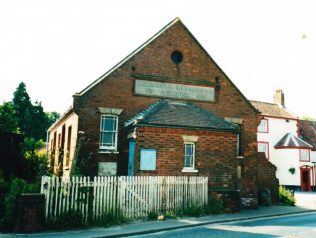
[46,209,128,230]
[279,186,295,206]
[0,178,39,231]
[183,204,206,217]
[148,210,158,220]
[45,210,86,230]
[206,195,224,215]
[165,211,177,219]
[0,173,9,219]
[92,209,128,227]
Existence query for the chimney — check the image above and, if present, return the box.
[274,90,285,107]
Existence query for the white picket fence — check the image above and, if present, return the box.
[41,176,208,221]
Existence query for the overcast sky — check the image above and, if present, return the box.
[1,0,315,118]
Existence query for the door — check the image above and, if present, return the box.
[128,139,135,176]
[300,168,311,191]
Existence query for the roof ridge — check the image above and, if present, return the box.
[250,100,278,106]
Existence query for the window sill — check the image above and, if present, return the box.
[98,150,119,154]
[182,168,198,173]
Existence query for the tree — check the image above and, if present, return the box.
[46,111,60,128]
[301,115,316,121]
[11,82,55,140]
[24,101,48,140]
[12,82,32,135]
[0,102,18,133]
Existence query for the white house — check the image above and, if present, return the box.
[251,90,315,191]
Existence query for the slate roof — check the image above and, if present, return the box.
[125,100,239,132]
[274,133,312,149]
[299,120,316,150]
[250,100,296,119]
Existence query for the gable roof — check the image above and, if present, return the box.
[299,120,316,150]
[125,99,239,133]
[250,100,297,119]
[74,17,258,114]
[274,133,312,149]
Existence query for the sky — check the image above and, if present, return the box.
[0,0,315,118]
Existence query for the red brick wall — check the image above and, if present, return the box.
[257,152,279,204]
[72,20,262,204]
[134,127,237,182]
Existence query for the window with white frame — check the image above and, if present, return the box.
[258,119,268,133]
[300,149,310,161]
[100,115,118,150]
[184,142,195,169]
[258,142,269,159]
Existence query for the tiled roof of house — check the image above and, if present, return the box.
[250,100,296,119]
[125,100,239,132]
[274,133,312,149]
[299,120,316,150]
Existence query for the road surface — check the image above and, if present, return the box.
[133,212,316,238]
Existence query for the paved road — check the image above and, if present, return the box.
[133,212,316,238]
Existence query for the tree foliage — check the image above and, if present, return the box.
[301,115,316,121]
[0,82,60,179]
[0,81,60,140]
[0,102,18,133]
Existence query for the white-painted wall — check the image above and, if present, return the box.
[272,149,314,186]
[257,117,313,188]
[48,112,78,177]
[311,151,316,163]
[257,117,297,160]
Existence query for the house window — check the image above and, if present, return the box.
[100,115,118,150]
[258,142,269,159]
[184,142,195,169]
[258,119,268,133]
[300,149,310,162]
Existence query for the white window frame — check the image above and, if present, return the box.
[182,142,197,172]
[99,115,118,151]
[300,149,310,162]
[258,142,269,159]
[258,119,268,133]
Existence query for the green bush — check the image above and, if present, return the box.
[279,186,295,206]
[92,209,128,227]
[0,173,9,219]
[46,209,128,230]
[165,210,177,219]
[45,210,86,230]
[206,195,224,215]
[148,210,158,220]
[0,178,39,231]
[183,204,206,217]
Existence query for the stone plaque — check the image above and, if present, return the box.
[98,162,117,176]
[134,80,215,102]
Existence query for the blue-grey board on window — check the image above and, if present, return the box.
[140,149,156,171]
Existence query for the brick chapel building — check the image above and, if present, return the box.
[47,18,279,209]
